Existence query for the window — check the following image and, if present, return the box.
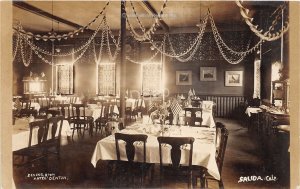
[97,62,116,95]
[56,64,74,94]
[142,62,162,96]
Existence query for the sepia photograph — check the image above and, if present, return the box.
[176,71,192,85]
[200,67,217,81]
[1,1,300,189]
[225,71,243,86]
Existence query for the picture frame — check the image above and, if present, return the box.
[225,71,243,86]
[200,67,217,81]
[176,71,192,85]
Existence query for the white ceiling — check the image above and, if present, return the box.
[13,1,281,33]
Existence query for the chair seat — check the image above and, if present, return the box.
[13,146,47,167]
[95,117,108,123]
[112,161,154,187]
[115,161,152,172]
[69,116,93,123]
[161,165,192,176]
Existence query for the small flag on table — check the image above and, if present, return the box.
[188,88,193,97]
[170,100,182,116]
[148,102,156,112]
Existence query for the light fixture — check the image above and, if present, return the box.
[55,22,61,52]
[55,48,61,53]
[23,72,47,94]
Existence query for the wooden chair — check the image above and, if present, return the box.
[13,119,49,167]
[69,103,94,139]
[48,96,57,108]
[125,106,133,123]
[114,133,150,187]
[19,99,37,117]
[45,116,64,157]
[108,104,119,120]
[182,116,193,126]
[33,95,47,115]
[94,105,108,136]
[57,103,71,121]
[46,109,61,117]
[204,122,229,188]
[157,136,195,189]
[133,99,144,118]
[184,107,203,126]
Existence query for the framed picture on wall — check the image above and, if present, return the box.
[200,67,217,81]
[176,71,192,85]
[225,71,243,86]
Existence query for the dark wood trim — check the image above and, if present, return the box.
[140,1,169,32]
[120,0,126,118]
[13,1,82,29]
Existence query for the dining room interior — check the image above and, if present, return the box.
[7,0,299,189]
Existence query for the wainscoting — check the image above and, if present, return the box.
[142,95,246,119]
[200,95,245,118]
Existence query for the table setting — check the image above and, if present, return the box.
[91,123,220,180]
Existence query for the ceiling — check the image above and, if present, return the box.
[13,1,282,34]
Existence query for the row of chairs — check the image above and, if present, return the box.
[48,103,120,139]
[14,99,38,118]
[13,116,64,167]
[111,122,229,188]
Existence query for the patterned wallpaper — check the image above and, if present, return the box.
[166,31,250,62]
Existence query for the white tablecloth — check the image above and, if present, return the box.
[12,118,72,151]
[91,125,220,180]
[245,107,262,117]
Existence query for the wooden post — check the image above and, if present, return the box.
[119,0,126,119]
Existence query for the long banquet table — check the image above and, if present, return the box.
[91,123,220,180]
[12,118,72,151]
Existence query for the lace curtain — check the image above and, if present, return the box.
[57,64,74,94]
[253,58,261,99]
[97,63,116,95]
[142,63,162,96]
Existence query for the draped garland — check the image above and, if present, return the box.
[13,2,289,66]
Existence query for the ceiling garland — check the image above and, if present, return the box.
[13,1,110,41]
[13,1,288,66]
[125,0,168,42]
[235,1,289,41]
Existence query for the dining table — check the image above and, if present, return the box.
[91,123,220,180]
[245,106,262,117]
[12,117,72,151]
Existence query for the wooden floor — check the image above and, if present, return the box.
[13,118,290,189]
